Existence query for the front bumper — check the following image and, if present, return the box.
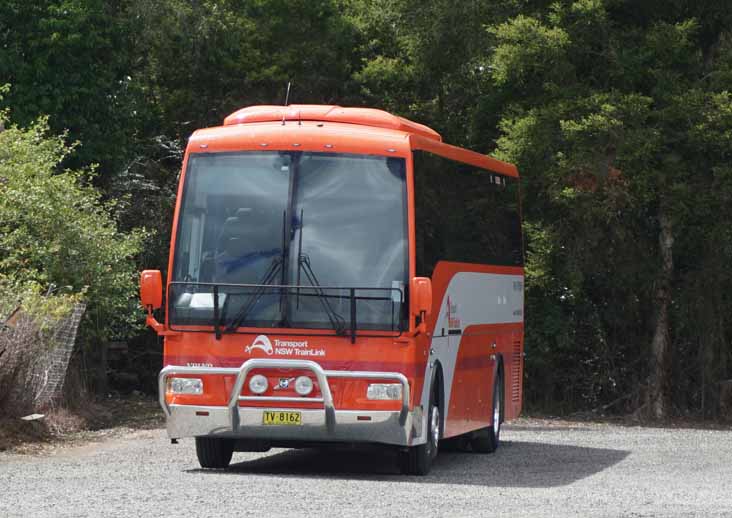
[159,359,424,447]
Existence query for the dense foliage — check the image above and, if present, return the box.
[1,0,730,417]
[485,0,732,417]
[0,95,144,341]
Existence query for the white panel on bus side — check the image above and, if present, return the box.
[420,272,524,426]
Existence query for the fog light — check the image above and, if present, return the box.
[294,376,313,396]
[249,374,268,394]
[367,383,402,400]
[168,377,203,395]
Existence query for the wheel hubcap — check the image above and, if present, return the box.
[431,406,440,447]
[493,383,501,435]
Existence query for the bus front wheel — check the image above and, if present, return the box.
[398,384,440,475]
[195,437,234,468]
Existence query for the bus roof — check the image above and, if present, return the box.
[223,104,442,142]
[189,105,519,177]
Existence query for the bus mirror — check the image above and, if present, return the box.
[411,277,433,318]
[140,270,163,310]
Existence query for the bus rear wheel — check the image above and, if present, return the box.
[471,368,502,453]
[195,437,234,468]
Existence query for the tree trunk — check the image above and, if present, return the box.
[720,380,732,423]
[96,340,109,396]
[648,208,674,419]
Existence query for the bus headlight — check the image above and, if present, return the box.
[168,377,203,395]
[367,383,402,400]
[294,376,313,396]
[249,374,269,394]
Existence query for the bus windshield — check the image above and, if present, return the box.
[170,151,408,333]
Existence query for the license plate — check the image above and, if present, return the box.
[262,410,301,426]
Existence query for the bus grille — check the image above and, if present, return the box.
[511,340,522,403]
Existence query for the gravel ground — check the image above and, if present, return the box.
[1,418,730,517]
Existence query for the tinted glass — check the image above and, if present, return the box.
[287,154,407,329]
[172,153,289,325]
[170,152,407,332]
[414,150,523,276]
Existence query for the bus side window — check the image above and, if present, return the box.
[414,151,444,277]
[414,150,523,273]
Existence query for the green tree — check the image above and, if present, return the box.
[0,98,145,342]
[349,0,528,147]
[487,0,732,417]
[128,0,360,140]
[0,1,145,179]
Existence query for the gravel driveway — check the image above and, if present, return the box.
[1,418,730,517]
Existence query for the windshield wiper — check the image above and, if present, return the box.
[225,211,287,332]
[213,285,222,340]
[295,209,347,336]
[298,254,347,336]
[224,257,282,332]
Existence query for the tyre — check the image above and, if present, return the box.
[234,439,271,453]
[195,437,235,468]
[399,380,441,475]
[471,367,503,453]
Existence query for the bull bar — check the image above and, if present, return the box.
[158,359,421,446]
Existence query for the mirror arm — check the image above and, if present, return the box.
[145,306,179,336]
[398,311,428,340]
[417,311,428,334]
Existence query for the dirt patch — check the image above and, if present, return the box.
[0,395,163,454]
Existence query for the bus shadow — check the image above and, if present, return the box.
[187,440,629,487]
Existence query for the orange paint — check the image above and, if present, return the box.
[146,104,523,446]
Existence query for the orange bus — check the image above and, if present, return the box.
[140,105,524,475]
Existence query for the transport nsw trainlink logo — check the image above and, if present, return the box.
[245,335,325,357]
[245,335,274,355]
[446,296,461,330]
